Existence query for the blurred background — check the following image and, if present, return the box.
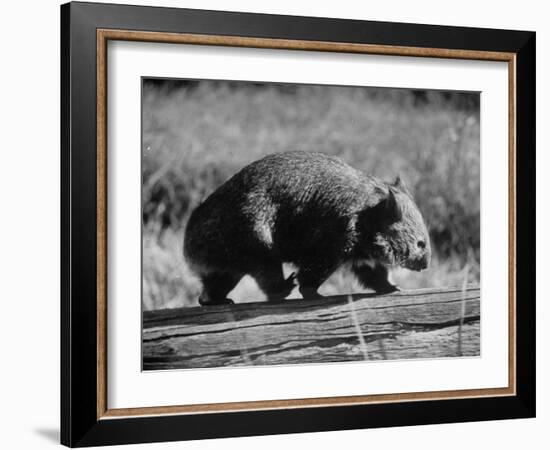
[142,79,480,310]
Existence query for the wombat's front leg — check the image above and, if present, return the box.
[296,263,338,300]
[352,263,399,294]
[198,272,242,306]
[251,263,297,301]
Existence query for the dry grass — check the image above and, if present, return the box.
[142,80,480,310]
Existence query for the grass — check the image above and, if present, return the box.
[142,80,480,310]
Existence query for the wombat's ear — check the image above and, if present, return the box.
[393,174,411,196]
[384,188,403,223]
[393,174,406,190]
[364,188,402,226]
[357,188,402,232]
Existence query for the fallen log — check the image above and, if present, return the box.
[143,286,480,370]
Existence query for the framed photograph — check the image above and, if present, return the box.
[61,1,535,447]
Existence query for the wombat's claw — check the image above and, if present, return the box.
[286,272,297,285]
[279,272,297,297]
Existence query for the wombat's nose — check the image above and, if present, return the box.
[409,254,429,271]
[419,253,430,270]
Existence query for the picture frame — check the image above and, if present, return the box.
[60,1,535,447]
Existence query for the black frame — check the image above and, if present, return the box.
[61,1,536,447]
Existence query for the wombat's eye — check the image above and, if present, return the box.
[417,240,426,249]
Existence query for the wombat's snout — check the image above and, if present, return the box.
[403,242,431,271]
[407,253,430,271]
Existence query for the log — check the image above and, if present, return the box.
[143,286,480,370]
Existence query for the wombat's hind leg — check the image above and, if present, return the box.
[198,272,242,306]
[352,263,399,294]
[251,263,297,301]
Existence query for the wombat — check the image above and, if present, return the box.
[184,151,431,305]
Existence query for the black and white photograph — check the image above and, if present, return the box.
[0,0,542,447]
[141,78,481,370]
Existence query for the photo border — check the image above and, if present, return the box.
[61,2,534,446]
[105,31,509,413]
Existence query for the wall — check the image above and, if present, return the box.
[0,0,545,448]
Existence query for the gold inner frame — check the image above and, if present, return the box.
[96,29,517,420]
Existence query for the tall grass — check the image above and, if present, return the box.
[142,80,480,310]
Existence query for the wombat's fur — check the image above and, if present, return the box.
[184,151,431,305]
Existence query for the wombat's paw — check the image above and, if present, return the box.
[374,284,400,295]
[299,287,323,300]
[198,296,235,306]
